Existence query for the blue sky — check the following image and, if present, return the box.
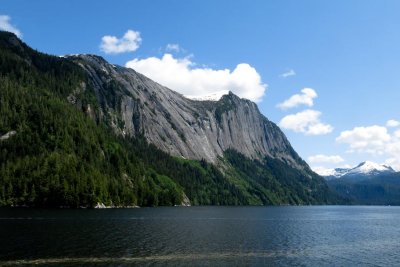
[2,0,400,172]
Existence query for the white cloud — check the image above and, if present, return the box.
[386,131,400,169]
[126,53,266,102]
[100,30,141,54]
[0,15,22,38]
[340,164,353,169]
[385,133,400,171]
[335,124,400,170]
[280,69,296,78]
[277,88,317,110]
[394,129,400,139]
[386,119,400,128]
[311,166,336,176]
[279,109,333,135]
[165,43,181,53]
[336,126,390,154]
[308,154,344,164]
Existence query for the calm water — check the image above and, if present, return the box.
[0,206,399,266]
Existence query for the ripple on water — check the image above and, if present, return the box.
[0,206,400,266]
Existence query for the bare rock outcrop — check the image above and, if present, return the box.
[69,55,306,170]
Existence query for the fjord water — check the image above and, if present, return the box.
[1,206,399,266]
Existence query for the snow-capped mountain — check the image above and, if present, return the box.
[319,161,396,180]
[347,161,395,176]
[325,161,400,205]
[314,167,348,177]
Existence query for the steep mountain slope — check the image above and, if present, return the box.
[69,54,304,169]
[0,31,338,207]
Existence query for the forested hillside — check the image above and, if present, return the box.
[0,32,339,207]
[328,173,400,205]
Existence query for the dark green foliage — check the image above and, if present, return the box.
[0,32,184,207]
[127,142,249,205]
[224,149,341,205]
[328,173,400,205]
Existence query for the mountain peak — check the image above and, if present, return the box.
[356,160,379,167]
[66,54,109,65]
[0,31,26,53]
[349,161,395,175]
[320,161,396,179]
[188,91,229,101]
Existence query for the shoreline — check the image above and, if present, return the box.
[1,204,398,209]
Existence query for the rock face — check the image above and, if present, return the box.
[70,55,305,169]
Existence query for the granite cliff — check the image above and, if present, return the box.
[69,55,305,169]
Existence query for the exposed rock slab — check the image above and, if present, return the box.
[69,55,306,170]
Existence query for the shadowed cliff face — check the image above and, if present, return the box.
[70,55,306,169]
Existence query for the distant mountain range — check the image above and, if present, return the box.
[320,161,400,205]
[321,161,396,181]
